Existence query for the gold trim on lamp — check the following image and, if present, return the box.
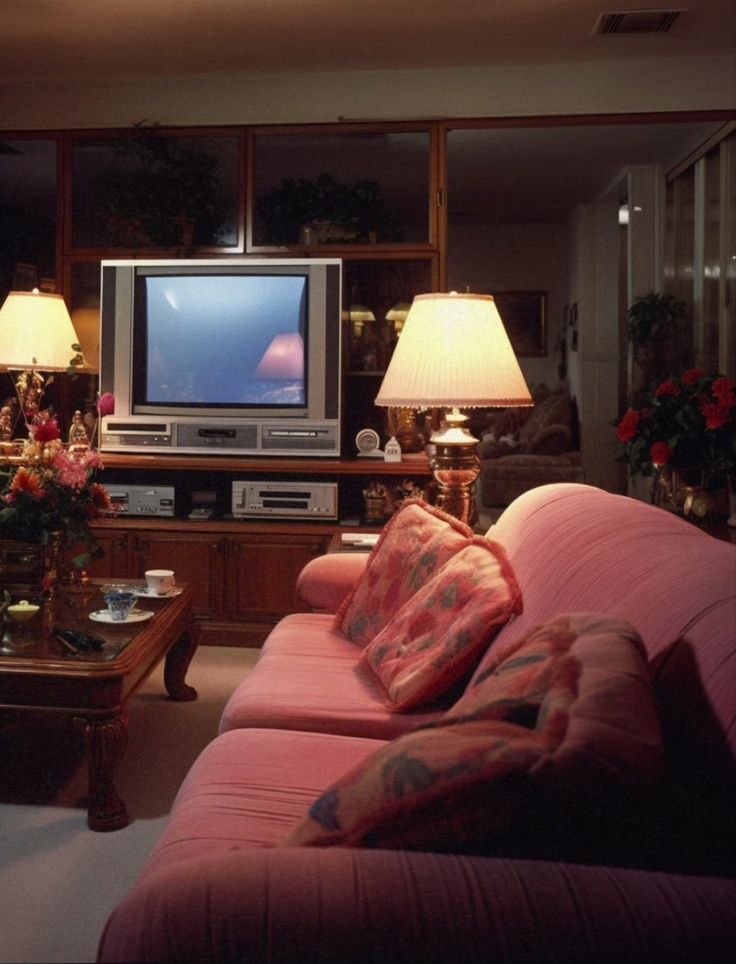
[375,291,532,527]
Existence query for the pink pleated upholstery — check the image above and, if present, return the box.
[296,551,370,613]
[219,614,446,738]
[97,483,736,964]
[98,729,736,963]
[139,728,382,876]
[482,483,736,764]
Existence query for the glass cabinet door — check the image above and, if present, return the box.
[0,136,58,302]
[69,131,242,250]
[250,127,433,249]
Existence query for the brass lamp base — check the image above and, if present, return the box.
[429,412,481,529]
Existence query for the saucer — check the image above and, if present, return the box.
[89,609,154,624]
[133,587,182,599]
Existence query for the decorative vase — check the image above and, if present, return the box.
[43,531,65,597]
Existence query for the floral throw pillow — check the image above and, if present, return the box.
[361,537,522,711]
[335,498,474,647]
[284,613,663,857]
[284,718,552,852]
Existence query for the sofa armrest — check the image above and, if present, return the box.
[295,552,368,613]
[97,847,736,963]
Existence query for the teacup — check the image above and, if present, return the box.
[102,589,136,622]
[145,569,176,595]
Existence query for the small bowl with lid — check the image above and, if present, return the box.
[7,600,40,622]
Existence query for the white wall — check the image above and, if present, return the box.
[0,56,733,130]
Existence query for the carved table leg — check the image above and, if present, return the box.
[164,629,199,702]
[76,713,129,832]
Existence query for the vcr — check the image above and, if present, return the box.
[100,416,340,457]
[232,480,338,519]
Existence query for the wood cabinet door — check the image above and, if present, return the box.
[86,530,131,579]
[225,531,332,624]
[130,531,226,620]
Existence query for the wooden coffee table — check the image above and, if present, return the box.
[0,580,198,831]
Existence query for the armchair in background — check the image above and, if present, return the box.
[476,385,584,510]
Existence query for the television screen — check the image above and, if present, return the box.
[133,273,308,409]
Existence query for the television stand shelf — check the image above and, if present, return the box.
[91,454,432,647]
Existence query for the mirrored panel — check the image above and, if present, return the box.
[252,130,431,247]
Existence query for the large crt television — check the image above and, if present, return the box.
[99,258,342,457]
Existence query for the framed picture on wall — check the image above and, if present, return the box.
[491,290,547,357]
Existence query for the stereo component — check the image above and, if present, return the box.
[232,480,338,519]
[105,485,176,517]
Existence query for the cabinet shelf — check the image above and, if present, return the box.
[99,452,431,477]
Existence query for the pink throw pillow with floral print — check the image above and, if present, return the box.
[361,537,522,711]
[335,498,474,647]
[284,613,663,856]
[284,718,552,852]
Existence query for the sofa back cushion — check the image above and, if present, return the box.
[361,537,522,711]
[482,483,736,837]
[335,499,473,647]
[518,391,571,450]
[285,613,663,858]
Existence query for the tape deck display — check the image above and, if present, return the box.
[232,481,337,519]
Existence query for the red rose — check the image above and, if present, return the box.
[616,409,642,443]
[650,442,673,465]
[681,368,704,386]
[655,380,681,398]
[712,377,736,405]
[702,402,733,431]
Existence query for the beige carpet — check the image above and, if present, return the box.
[0,644,260,964]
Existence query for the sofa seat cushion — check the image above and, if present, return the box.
[335,498,473,646]
[141,728,385,878]
[219,614,447,740]
[286,613,663,857]
[362,537,522,711]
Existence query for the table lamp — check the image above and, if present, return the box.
[0,289,82,436]
[375,291,532,527]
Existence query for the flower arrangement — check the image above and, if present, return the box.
[0,418,114,569]
[615,369,736,493]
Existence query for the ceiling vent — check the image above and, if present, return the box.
[594,9,686,34]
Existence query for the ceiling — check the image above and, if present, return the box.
[0,0,733,83]
[0,3,731,225]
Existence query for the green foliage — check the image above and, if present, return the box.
[256,172,404,245]
[627,292,688,348]
[94,136,228,247]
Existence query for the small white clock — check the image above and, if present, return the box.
[355,428,382,457]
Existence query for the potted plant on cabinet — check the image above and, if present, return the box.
[93,135,229,248]
[627,292,689,401]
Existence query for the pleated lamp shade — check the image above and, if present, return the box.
[375,292,532,410]
[0,290,81,370]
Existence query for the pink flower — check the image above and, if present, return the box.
[650,441,673,465]
[655,380,681,398]
[51,450,88,488]
[681,368,704,386]
[98,393,115,417]
[616,409,641,443]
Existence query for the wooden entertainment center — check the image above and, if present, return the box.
[91,452,432,647]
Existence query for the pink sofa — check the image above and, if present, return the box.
[98,483,736,963]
